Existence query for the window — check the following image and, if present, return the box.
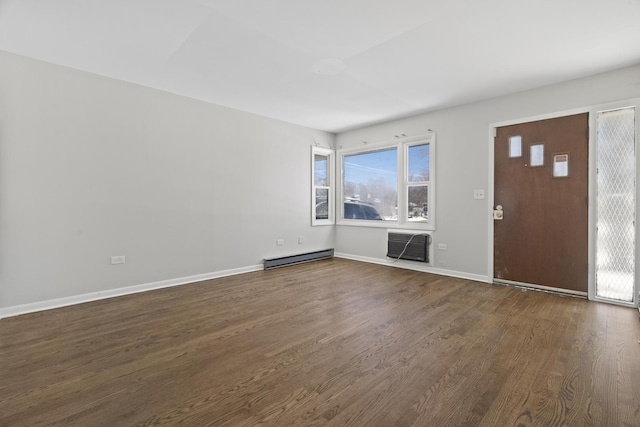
[311,146,334,225]
[343,148,397,221]
[509,135,522,157]
[338,133,435,229]
[529,143,544,167]
[406,143,430,223]
[595,106,636,302]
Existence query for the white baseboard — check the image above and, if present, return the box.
[0,264,263,319]
[0,256,491,320]
[334,252,490,284]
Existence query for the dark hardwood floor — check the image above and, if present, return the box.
[1,258,639,426]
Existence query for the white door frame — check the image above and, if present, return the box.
[487,98,640,307]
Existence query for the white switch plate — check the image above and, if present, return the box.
[474,189,485,200]
[111,255,126,265]
[438,243,447,250]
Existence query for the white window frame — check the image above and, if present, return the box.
[337,133,436,230]
[311,146,334,226]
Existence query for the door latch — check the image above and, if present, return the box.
[494,205,503,220]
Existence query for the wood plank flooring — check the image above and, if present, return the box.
[1,258,639,426]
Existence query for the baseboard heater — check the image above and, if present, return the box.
[264,249,334,270]
[387,233,430,263]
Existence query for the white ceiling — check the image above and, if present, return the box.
[1,0,639,133]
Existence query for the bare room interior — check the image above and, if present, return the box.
[1,1,640,425]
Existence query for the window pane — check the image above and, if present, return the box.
[315,188,329,220]
[344,148,397,220]
[314,154,328,186]
[408,144,430,182]
[509,136,522,158]
[408,185,428,222]
[596,107,635,302]
[530,144,544,166]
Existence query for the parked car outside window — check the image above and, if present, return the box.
[344,200,383,220]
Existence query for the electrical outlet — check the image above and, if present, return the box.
[437,243,447,250]
[276,239,284,246]
[474,189,485,200]
[110,255,126,265]
[438,260,447,267]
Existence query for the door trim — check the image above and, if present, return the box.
[488,100,640,307]
[493,278,587,298]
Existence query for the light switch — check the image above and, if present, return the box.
[474,189,485,200]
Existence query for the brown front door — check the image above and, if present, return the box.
[494,113,589,293]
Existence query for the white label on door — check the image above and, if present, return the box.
[553,153,569,177]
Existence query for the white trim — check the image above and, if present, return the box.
[588,111,597,302]
[334,252,490,283]
[386,228,431,235]
[339,134,432,153]
[493,278,588,298]
[0,264,263,319]
[335,221,431,230]
[487,125,496,289]
[593,296,637,308]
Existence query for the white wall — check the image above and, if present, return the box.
[2,51,639,315]
[0,51,335,313]
[335,64,640,280]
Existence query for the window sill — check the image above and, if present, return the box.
[312,220,335,227]
[336,219,434,231]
